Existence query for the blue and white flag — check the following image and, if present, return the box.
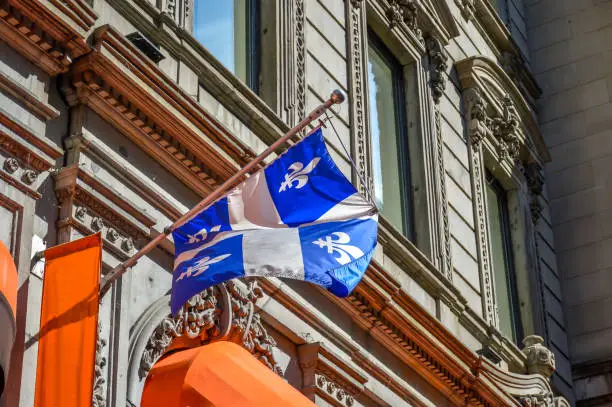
[171,128,378,313]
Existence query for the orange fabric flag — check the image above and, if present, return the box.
[34,233,102,407]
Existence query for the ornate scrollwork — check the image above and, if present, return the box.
[490,95,520,161]
[139,281,282,379]
[139,286,220,378]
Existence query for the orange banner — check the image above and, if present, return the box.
[34,233,102,407]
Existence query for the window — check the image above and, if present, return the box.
[193,0,260,92]
[367,32,414,239]
[486,173,522,342]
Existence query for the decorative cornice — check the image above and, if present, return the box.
[0,0,91,75]
[68,25,260,197]
[453,0,541,106]
[456,57,549,164]
[139,281,281,379]
[0,71,59,120]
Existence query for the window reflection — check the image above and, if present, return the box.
[193,0,258,90]
[486,175,521,342]
[367,35,413,239]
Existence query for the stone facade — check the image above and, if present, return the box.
[0,0,587,405]
[526,1,612,405]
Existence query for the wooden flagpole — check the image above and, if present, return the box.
[99,90,345,295]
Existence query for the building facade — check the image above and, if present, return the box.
[526,1,612,405]
[0,0,588,405]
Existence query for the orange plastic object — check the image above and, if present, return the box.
[0,241,17,321]
[34,233,102,407]
[142,341,316,407]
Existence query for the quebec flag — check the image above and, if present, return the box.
[171,128,378,313]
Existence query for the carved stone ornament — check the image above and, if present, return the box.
[74,206,87,221]
[106,227,119,243]
[21,169,39,185]
[465,88,489,148]
[316,374,355,407]
[490,95,520,161]
[464,89,521,163]
[426,37,448,104]
[139,280,282,379]
[121,237,135,252]
[350,0,364,7]
[525,163,545,224]
[93,327,107,407]
[386,0,421,37]
[91,217,104,232]
[3,158,19,174]
[522,335,556,379]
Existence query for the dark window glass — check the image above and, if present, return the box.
[486,173,522,342]
[367,32,414,239]
[193,0,260,92]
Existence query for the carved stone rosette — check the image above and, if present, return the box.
[139,280,282,379]
[316,374,355,407]
[522,335,556,379]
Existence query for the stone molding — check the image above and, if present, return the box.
[478,357,570,406]
[346,0,373,197]
[53,164,153,254]
[373,0,460,46]
[67,25,260,196]
[0,0,91,75]
[452,4,541,113]
[297,342,368,407]
[138,280,281,381]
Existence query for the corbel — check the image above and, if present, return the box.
[425,36,448,104]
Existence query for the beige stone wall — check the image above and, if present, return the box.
[527,0,612,404]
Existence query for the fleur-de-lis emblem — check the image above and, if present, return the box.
[278,158,321,192]
[313,232,364,265]
[187,225,222,244]
[175,253,231,282]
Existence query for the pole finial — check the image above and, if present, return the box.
[330,90,345,105]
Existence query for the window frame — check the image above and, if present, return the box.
[191,0,262,93]
[486,171,523,343]
[367,29,415,240]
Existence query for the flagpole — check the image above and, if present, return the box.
[99,89,345,295]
